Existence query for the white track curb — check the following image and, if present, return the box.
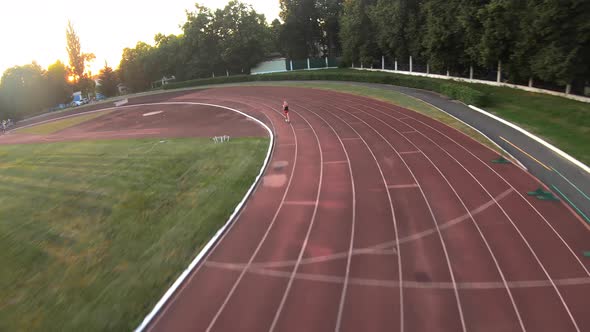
[131,102,274,331]
[9,101,274,330]
[468,105,590,174]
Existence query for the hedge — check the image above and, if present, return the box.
[163,69,487,106]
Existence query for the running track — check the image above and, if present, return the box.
[131,86,590,332]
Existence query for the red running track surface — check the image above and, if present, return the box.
[146,86,590,332]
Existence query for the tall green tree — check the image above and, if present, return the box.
[279,0,323,58]
[0,63,48,119]
[45,60,72,106]
[369,0,423,62]
[340,0,379,66]
[65,21,95,81]
[421,0,467,72]
[526,0,590,90]
[318,0,343,56]
[97,63,119,97]
[119,42,155,92]
[181,4,221,78]
[213,1,269,73]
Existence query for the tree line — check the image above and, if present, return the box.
[2,0,588,119]
[120,0,588,93]
[340,0,589,91]
[0,22,120,120]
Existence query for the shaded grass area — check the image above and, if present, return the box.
[0,137,268,331]
[15,110,114,135]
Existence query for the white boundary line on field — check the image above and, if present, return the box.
[468,105,590,174]
[129,102,274,331]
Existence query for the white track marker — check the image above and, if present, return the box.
[114,98,128,107]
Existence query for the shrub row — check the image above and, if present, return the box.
[163,69,487,106]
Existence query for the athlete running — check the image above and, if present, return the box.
[282,100,290,123]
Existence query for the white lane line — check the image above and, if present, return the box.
[268,102,324,332]
[133,102,274,332]
[283,200,316,206]
[341,137,362,141]
[337,94,585,332]
[353,95,590,271]
[399,150,421,155]
[315,105,407,332]
[323,160,348,164]
[387,184,419,189]
[322,102,466,332]
[290,102,357,332]
[207,188,513,271]
[385,121,527,332]
[206,262,590,290]
[210,188,512,271]
[203,99,299,332]
[142,111,164,117]
[552,166,590,202]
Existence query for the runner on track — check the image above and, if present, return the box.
[282,100,290,123]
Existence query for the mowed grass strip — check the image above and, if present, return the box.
[0,137,268,331]
[14,110,114,135]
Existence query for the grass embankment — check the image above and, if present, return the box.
[473,84,590,165]
[163,68,590,164]
[14,110,114,135]
[165,68,487,106]
[0,137,268,331]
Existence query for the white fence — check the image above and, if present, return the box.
[354,57,590,104]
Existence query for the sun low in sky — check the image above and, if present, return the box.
[0,0,280,76]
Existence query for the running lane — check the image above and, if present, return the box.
[145,86,589,332]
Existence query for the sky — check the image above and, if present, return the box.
[0,0,281,76]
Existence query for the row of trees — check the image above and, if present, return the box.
[120,0,588,93]
[0,22,120,120]
[339,0,589,89]
[118,0,347,91]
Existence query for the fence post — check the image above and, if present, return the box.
[382,55,385,70]
[307,58,310,70]
[566,84,571,94]
[351,62,354,68]
[426,62,429,74]
[497,60,502,83]
[361,62,363,69]
[409,56,413,72]
[395,59,398,71]
[290,60,293,71]
[446,69,450,77]
[528,77,533,87]
[469,65,474,80]
[325,57,328,68]
[212,72,215,78]
[226,70,229,77]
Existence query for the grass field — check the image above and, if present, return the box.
[0,137,268,331]
[14,110,114,135]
